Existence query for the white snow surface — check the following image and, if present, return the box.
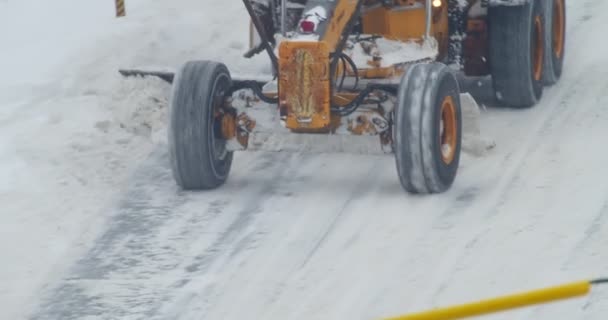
[1,1,608,320]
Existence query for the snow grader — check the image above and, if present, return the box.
[119,0,566,194]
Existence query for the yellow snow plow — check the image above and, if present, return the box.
[384,278,606,320]
[118,0,566,194]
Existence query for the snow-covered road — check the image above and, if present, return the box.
[2,0,608,319]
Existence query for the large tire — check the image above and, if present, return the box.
[394,62,462,194]
[169,61,234,190]
[488,0,545,108]
[542,0,566,85]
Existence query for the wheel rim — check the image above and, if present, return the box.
[440,95,457,165]
[553,0,565,59]
[532,15,544,82]
[211,82,229,162]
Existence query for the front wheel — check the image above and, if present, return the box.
[168,60,234,190]
[394,62,462,194]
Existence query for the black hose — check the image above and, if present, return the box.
[338,55,347,92]
[229,80,278,104]
[331,84,397,116]
[340,53,359,91]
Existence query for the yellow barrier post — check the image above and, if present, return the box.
[115,0,126,17]
[384,280,591,320]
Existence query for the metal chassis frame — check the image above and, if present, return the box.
[239,0,435,112]
[242,0,434,80]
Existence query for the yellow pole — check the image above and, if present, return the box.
[384,281,591,320]
[115,0,126,17]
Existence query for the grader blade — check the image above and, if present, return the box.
[118,69,175,84]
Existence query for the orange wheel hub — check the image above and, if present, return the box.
[440,96,457,165]
[220,113,236,140]
[532,15,544,81]
[553,0,565,59]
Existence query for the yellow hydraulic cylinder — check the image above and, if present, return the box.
[384,280,591,320]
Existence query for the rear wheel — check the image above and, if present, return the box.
[169,60,234,190]
[394,62,462,194]
[488,0,545,108]
[542,0,566,85]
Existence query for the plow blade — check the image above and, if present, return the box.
[118,68,274,85]
[118,69,175,84]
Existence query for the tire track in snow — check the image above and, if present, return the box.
[242,171,485,320]
[31,148,188,319]
[297,163,381,269]
[30,149,301,320]
[169,154,482,320]
[563,198,608,265]
[161,152,309,318]
[270,163,394,319]
[180,166,277,275]
[170,155,398,320]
